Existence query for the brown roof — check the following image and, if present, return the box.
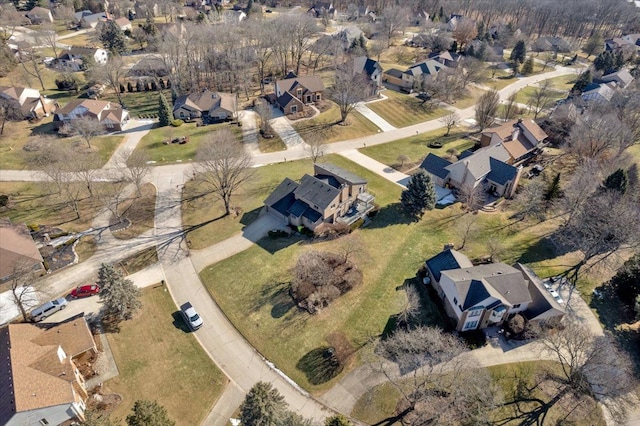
[56,99,125,122]
[519,118,547,142]
[276,75,325,95]
[33,319,96,358]
[482,119,547,160]
[114,17,131,26]
[0,218,43,280]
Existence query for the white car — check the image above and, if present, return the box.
[180,302,203,331]
[549,290,564,304]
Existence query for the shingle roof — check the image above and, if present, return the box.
[425,249,473,282]
[314,163,367,185]
[405,59,446,77]
[352,56,381,77]
[419,153,452,179]
[173,90,235,115]
[514,264,565,321]
[287,199,309,217]
[0,218,43,280]
[294,174,341,210]
[486,157,517,185]
[385,68,404,79]
[276,75,325,95]
[446,144,511,182]
[263,178,298,208]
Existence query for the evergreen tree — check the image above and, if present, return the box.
[325,415,353,426]
[97,263,142,327]
[126,400,174,426]
[521,56,534,75]
[99,20,129,54]
[544,173,561,201]
[400,170,436,219]
[245,0,253,13]
[510,40,527,64]
[127,81,133,92]
[240,382,287,426]
[158,93,172,126]
[603,168,628,194]
[611,253,640,307]
[571,70,592,93]
[594,51,614,72]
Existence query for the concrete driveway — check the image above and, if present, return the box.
[269,107,306,147]
[355,103,395,131]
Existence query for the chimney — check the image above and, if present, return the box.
[443,243,455,251]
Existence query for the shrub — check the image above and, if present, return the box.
[28,224,40,232]
[0,194,8,207]
[350,217,365,231]
[170,119,184,127]
[268,229,289,239]
[55,74,78,91]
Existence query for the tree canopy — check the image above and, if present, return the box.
[400,170,436,219]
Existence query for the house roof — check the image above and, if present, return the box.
[600,69,634,87]
[26,6,50,16]
[385,68,404,79]
[0,316,95,417]
[0,218,43,280]
[314,163,367,185]
[442,263,533,308]
[352,56,382,77]
[295,174,341,211]
[483,119,547,145]
[33,315,96,358]
[264,178,299,210]
[425,249,474,282]
[173,90,236,115]
[405,59,446,77]
[446,144,511,183]
[581,83,615,101]
[419,153,452,179]
[514,263,565,321]
[57,47,102,59]
[276,91,303,109]
[486,157,518,185]
[275,75,325,95]
[56,99,123,119]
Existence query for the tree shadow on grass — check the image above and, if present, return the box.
[254,233,306,254]
[516,236,558,264]
[296,346,343,385]
[269,286,295,319]
[365,203,415,229]
[239,207,262,227]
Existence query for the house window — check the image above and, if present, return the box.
[306,95,312,103]
[469,309,482,317]
[297,89,302,97]
[512,304,521,309]
[453,297,457,305]
[40,420,49,425]
[291,105,297,113]
[463,320,478,331]
[316,94,321,101]
[180,112,185,118]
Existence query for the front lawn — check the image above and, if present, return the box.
[134,122,242,163]
[112,183,157,240]
[366,90,448,128]
[257,133,287,153]
[451,86,488,109]
[104,285,226,425]
[292,103,381,143]
[359,129,476,168]
[101,89,173,119]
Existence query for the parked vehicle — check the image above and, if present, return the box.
[31,297,68,322]
[180,302,203,331]
[70,284,100,298]
[549,289,564,304]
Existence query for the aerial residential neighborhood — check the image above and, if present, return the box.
[1,0,640,425]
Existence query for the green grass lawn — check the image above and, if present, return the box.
[292,103,381,143]
[102,89,173,118]
[134,122,242,163]
[366,90,448,128]
[452,86,487,109]
[359,129,476,167]
[104,285,226,425]
[515,84,570,105]
[351,361,606,425]
[257,133,287,152]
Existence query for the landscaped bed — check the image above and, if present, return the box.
[104,285,226,425]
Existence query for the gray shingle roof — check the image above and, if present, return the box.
[425,249,473,282]
[314,163,367,185]
[486,157,517,185]
[420,153,452,179]
[294,174,340,210]
[264,178,298,208]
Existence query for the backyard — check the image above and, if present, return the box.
[134,121,242,163]
[197,155,579,393]
[291,102,381,143]
[101,89,173,119]
[366,90,449,128]
[104,285,226,425]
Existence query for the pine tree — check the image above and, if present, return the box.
[325,415,353,426]
[401,170,436,219]
[126,400,174,426]
[594,51,614,72]
[158,93,172,126]
[571,70,592,93]
[97,263,142,327]
[99,20,129,54]
[603,168,628,194]
[510,40,526,64]
[521,56,534,75]
[127,81,133,92]
[240,382,287,426]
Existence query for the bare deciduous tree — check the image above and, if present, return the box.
[475,89,500,131]
[254,99,272,134]
[397,154,410,168]
[194,129,253,216]
[328,59,370,124]
[304,130,327,163]
[121,150,150,196]
[457,213,478,250]
[440,112,460,136]
[502,91,518,121]
[0,97,22,135]
[458,184,486,212]
[90,55,126,105]
[8,259,44,322]
[527,79,555,119]
[396,283,421,327]
[513,180,547,221]
[452,18,478,51]
[63,117,105,149]
[379,7,409,47]
[565,113,633,163]
[95,169,131,221]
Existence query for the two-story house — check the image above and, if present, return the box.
[0,86,57,119]
[25,6,54,24]
[480,118,548,165]
[53,99,129,131]
[0,218,45,283]
[273,73,325,115]
[54,47,108,72]
[0,314,98,426]
[264,163,375,230]
[383,59,447,92]
[172,89,237,123]
[425,249,565,331]
[351,56,383,98]
[420,143,523,199]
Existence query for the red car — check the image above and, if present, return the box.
[70,284,100,298]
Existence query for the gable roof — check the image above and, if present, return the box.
[314,163,367,185]
[385,68,404,79]
[0,218,43,280]
[514,263,565,321]
[173,90,235,114]
[425,249,474,282]
[446,144,511,182]
[406,59,446,77]
[600,69,634,87]
[420,153,452,179]
[352,56,382,77]
[486,157,518,185]
[295,174,341,210]
[276,75,325,95]
[56,99,124,119]
[264,178,299,209]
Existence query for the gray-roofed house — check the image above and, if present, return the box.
[383,59,446,91]
[273,74,325,115]
[54,47,108,72]
[600,69,635,89]
[424,249,564,331]
[420,144,523,199]
[25,6,53,24]
[172,89,237,123]
[263,163,375,230]
[351,56,383,98]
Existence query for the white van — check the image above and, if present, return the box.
[30,297,68,322]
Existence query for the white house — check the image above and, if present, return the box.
[54,48,108,72]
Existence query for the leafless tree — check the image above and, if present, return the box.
[556,160,602,226]
[502,91,518,121]
[424,68,465,104]
[54,5,76,30]
[457,213,478,250]
[374,326,500,425]
[565,113,633,163]
[0,4,23,40]
[254,99,272,134]
[18,41,46,91]
[379,7,409,47]
[247,23,275,94]
[396,283,421,327]
[328,59,370,124]
[540,318,636,424]
[194,128,253,216]
[440,112,459,136]
[38,24,61,62]
[475,89,500,131]
[513,180,547,221]
[0,98,22,135]
[527,79,555,119]
[397,154,410,168]
[8,259,44,322]
[276,14,319,76]
[73,151,102,197]
[121,150,150,196]
[90,55,127,105]
[452,18,478,51]
[63,117,105,149]
[459,57,485,88]
[458,184,486,212]
[95,169,131,221]
[304,130,327,164]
